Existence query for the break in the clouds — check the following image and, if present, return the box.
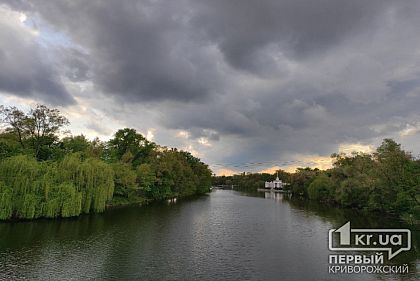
[1,0,420,174]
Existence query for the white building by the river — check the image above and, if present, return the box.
[264,172,285,190]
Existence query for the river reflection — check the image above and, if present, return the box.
[0,190,418,280]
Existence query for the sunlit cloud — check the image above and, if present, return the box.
[19,13,26,23]
[197,137,211,147]
[146,128,156,141]
[400,123,420,137]
[300,155,333,170]
[177,130,190,139]
[213,168,236,177]
[258,154,333,174]
[338,143,374,154]
[260,166,283,174]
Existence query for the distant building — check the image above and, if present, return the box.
[264,172,285,190]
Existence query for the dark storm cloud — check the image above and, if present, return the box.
[4,0,397,101]
[191,0,393,73]
[0,0,402,100]
[3,0,224,103]
[61,49,90,83]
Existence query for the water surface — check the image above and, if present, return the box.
[0,190,418,280]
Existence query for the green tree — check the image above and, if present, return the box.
[290,168,318,197]
[331,152,375,208]
[107,128,155,165]
[370,139,415,213]
[0,105,27,148]
[25,105,69,160]
[307,173,335,202]
[1,104,69,160]
[61,135,90,154]
[136,163,156,192]
[112,163,138,198]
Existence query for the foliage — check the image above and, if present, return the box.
[0,104,69,160]
[136,163,156,192]
[290,168,318,197]
[0,104,213,220]
[0,105,27,148]
[59,154,114,213]
[61,135,90,154]
[307,173,334,202]
[0,154,114,219]
[107,128,155,166]
[112,162,138,198]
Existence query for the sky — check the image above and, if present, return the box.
[0,0,420,175]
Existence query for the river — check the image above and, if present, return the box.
[0,189,418,280]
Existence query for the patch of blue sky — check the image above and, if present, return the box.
[23,14,87,54]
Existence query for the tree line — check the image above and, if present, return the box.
[212,139,420,223]
[0,104,212,220]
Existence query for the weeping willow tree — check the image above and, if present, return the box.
[0,181,13,219]
[0,155,43,219]
[43,182,82,218]
[59,154,114,213]
[0,154,114,220]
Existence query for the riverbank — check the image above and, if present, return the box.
[0,189,210,223]
[249,188,420,226]
[287,194,420,225]
[107,196,149,209]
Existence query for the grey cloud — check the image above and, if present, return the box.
[187,128,220,142]
[191,0,394,73]
[0,6,74,105]
[60,49,91,82]
[5,0,224,103]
